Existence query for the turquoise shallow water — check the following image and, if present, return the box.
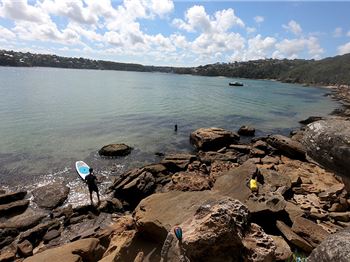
[0,67,339,191]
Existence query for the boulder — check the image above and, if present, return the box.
[267,134,306,160]
[190,127,239,151]
[23,238,105,262]
[329,212,350,222]
[270,235,292,261]
[301,119,350,176]
[110,168,156,207]
[276,220,313,252]
[98,143,132,157]
[17,240,33,257]
[291,217,330,247]
[0,199,29,217]
[32,183,69,209]
[238,125,255,136]
[97,198,123,213]
[160,198,275,262]
[308,227,350,262]
[0,191,26,205]
[229,144,252,153]
[134,191,211,241]
[285,201,304,223]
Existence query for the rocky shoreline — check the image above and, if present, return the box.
[1,86,350,261]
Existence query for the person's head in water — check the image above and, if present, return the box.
[89,168,93,174]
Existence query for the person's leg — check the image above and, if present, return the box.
[96,189,100,204]
[89,191,93,205]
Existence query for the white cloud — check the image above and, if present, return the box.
[283,20,302,36]
[246,27,256,34]
[274,37,323,59]
[231,34,276,61]
[0,0,50,23]
[173,5,244,33]
[333,27,343,38]
[0,25,16,40]
[254,16,264,24]
[338,42,350,55]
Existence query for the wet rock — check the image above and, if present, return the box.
[190,127,239,151]
[23,238,105,262]
[0,199,29,217]
[291,217,329,247]
[0,191,27,205]
[17,240,33,257]
[166,171,214,191]
[32,183,69,209]
[301,119,350,176]
[299,116,324,125]
[238,125,255,136]
[267,134,306,160]
[308,227,350,262]
[160,153,196,172]
[98,143,132,157]
[276,220,313,252]
[270,235,292,261]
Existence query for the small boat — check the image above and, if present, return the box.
[229,81,243,86]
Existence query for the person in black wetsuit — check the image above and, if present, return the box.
[85,168,100,205]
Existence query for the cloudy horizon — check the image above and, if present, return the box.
[1,0,350,66]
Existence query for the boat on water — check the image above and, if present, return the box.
[229,81,244,86]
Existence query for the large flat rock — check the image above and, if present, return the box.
[32,183,70,209]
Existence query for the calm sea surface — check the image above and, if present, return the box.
[0,67,339,203]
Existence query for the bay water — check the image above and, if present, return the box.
[0,67,338,204]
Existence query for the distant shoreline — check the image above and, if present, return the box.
[1,49,350,86]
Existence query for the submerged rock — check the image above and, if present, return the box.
[99,143,132,157]
[190,127,239,151]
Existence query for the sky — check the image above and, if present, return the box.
[0,0,350,66]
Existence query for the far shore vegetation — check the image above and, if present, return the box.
[1,49,350,86]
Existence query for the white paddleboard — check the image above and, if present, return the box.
[75,161,90,180]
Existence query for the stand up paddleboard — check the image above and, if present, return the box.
[75,161,90,180]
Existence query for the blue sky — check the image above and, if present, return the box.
[0,0,350,66]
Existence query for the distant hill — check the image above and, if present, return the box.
[1,49,349,85]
